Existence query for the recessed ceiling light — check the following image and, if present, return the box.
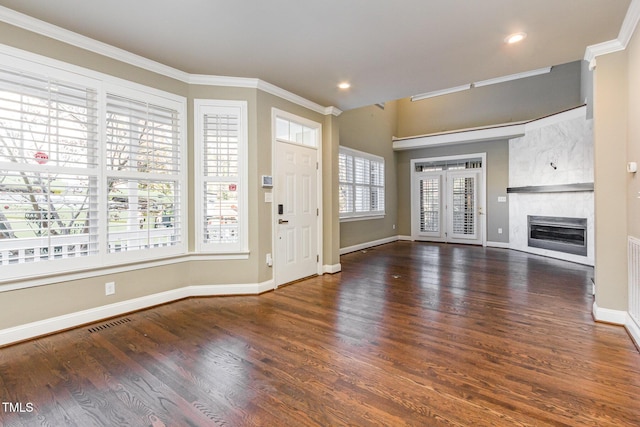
[338,82,351,89]
[505,32,527,44]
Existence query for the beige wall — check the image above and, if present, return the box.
[627,29,640,239]
[593,51,629,312]
[337,102,399,249]
[0,23,341,331]
[323,114,342,266]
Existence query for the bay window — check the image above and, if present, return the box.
[0,52,186,282]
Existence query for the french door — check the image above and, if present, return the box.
[413,169,482,244]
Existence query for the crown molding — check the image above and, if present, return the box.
[256,80,342,116]
[584,0,640,62]
[473,67,552,88]
[0,6,339,116]
[584,39,625,63]
[189,74,261,88]
[0,6,192,83]
[411,84,471,102]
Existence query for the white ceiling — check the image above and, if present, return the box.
[0,0,631,111]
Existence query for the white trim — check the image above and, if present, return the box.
[339,236,399,255]
[584,0,640,62]
[339,145,386,219]
[393,106,586,150]
[409,153,487,247]
[0,6,190,83]
[0,6,339,116]
[523,105,586,130]
[393,122,526,150]
[584,40,626,63]
[592,301,627,325]
[271,108,324,286]
[398,235,413,241]
[193,99,249,254]
[410,67,552,103]
[340,215,386,223]
[626,314,640,350]
[0,253,250,292]
[618,0,640,48]
[486,241,510,249]
[411,84,471,102]
[323,263,342,274]
[0,280,275,347]
[473,67,552,88]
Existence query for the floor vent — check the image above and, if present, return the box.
[88,317,132,333]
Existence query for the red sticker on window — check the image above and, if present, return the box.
[35,151,49,164]
[228,184,237,192]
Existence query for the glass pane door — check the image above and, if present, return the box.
[414,172,444,239]
[448,171,479,242]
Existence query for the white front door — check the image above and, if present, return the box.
[274,141,319,286]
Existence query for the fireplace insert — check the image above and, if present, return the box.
[527,215,587,256]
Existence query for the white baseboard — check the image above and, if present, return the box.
[340,236,399,255]
[592,301,627,325]
[626,314,640,350]
[486,241,510,249]
[398,235,413,241]
[0,280,274,347]
[323,263,342,274]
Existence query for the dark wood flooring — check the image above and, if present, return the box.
[1,242,639,426]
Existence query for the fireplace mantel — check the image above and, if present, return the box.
[507,182,594,194]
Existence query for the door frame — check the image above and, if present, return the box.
[410,153,487,246]
[271,108,323,287]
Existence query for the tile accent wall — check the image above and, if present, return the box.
[508,110,594,265]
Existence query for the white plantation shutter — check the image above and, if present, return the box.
[195,100,247,253]
[419,176,440,233]
[338,146,385,219]
[106,93,183,253]
[0,54,187,281]
[338,152,353,214]
[451,176,475,235]
[0,67,99,266]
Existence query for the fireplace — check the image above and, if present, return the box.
[527,216,587,256]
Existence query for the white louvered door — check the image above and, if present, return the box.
[414,171,445,240]
[447,170,481,244]
[413,170,481,245]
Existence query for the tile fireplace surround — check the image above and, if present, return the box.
[508,106,594,266]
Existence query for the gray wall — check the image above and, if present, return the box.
[335,61,583,250]
[396,140,510,243]
[396,61,583,137]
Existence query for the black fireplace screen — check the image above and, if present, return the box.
[528,216,587,256]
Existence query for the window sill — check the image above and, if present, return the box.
[340,214,386,223]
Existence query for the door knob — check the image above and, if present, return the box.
[278,219,289,224]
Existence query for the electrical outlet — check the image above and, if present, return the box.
[105,281,115,296]
[498,228,503,234]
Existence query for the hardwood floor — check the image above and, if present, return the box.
[1,242,639,426]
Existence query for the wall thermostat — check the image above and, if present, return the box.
[261,175,273,188]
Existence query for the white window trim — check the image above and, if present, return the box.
[0,44,188,284]
[194,99,249,254]
[102,83,188,265]
[339,146,386,222]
